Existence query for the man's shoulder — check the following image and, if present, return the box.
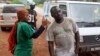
[64,17,75,23]
[64,17,73,21]
[47,21,55,31]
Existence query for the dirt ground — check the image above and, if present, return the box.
[0,31,12,56]
[0,30,49,56]
[1,30,100,56]
[33,31,50,56]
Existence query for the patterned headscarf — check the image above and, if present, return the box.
[17,8,29,21]
[8,8,29,54]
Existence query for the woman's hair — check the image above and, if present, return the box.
[17,8,28,21]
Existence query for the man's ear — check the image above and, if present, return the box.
[51,14,54,17]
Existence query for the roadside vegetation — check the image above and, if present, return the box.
[10,0,46,7]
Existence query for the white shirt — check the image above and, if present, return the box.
[47,18,78,56]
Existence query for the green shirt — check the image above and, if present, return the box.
[14,21,35,56]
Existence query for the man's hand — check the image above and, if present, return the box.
[75,43,79,54]
[48,41,55,56]
[74,31,80,54]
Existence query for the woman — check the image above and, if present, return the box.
[13,8,47,56]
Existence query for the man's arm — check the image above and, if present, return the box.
[34,10,37,28]
[75,31,80,54]
[47,27,55,56]
[70,18,80,54]
[48,41,55,56]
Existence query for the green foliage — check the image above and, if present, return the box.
[10,0,46,5]
[11,0,21,4]
[34,0,46,4]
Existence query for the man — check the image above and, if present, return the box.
[47,6,80,56]
[27,3,37,29]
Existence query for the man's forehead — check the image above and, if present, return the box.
[56,7,60,10]
[53,7,60,13]
[51,6,61,13]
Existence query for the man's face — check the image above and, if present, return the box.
[30,5,35,9]
[52,7,63,20]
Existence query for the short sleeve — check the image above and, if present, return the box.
[22,23,35,38]
[68,18,79,33]
[46,28,54,41]
[72,20,79,33]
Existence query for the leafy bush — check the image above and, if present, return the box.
[34,0,46,4]
[10,0,46,4]
[11,0,21,4]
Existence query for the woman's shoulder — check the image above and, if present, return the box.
[18,22,29,27]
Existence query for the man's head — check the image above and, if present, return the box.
[50,6,63,20]
[30,5,35,10]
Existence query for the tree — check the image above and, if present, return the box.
[10,0,21,4]
[34,0,46,4]
[10,0,46,4]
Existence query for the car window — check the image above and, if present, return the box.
[3,6,16,13]
[59,4,67,17]
[3,5,24,13]
[0,6,3,20]
[14,6,24,9]
[69,3,100,22]
[69,3,100,27]
[2,5,24,20]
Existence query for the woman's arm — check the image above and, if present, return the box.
[31,16,49,38]
[31,26,45,38]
